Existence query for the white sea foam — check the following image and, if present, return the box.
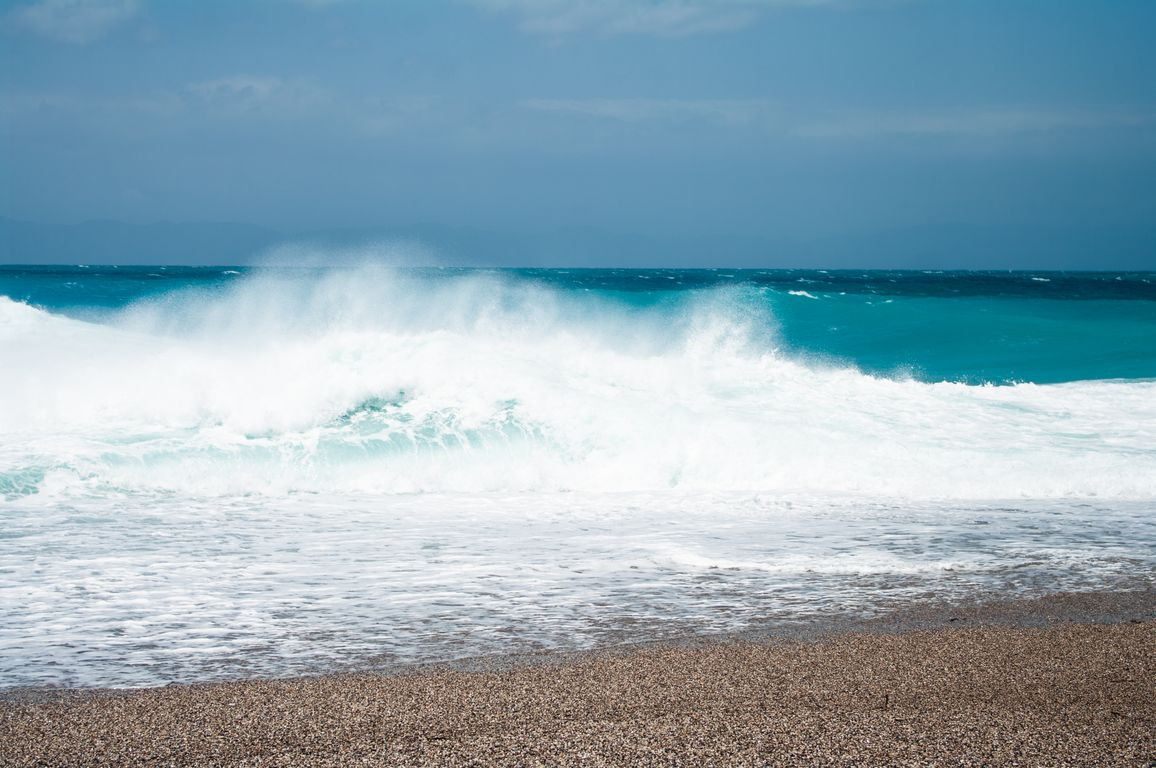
[2,489,1152,687]
[2,266,1156,501]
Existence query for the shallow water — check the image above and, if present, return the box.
[2,492,1152,688]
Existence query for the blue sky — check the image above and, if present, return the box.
[2,0,1155,267]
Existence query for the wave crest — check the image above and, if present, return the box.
[2,268,1155,500]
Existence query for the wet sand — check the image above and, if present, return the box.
[2,591,1154,767]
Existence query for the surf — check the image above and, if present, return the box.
[2,266,1155,501]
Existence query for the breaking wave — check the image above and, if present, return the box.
[2,265,1155,500]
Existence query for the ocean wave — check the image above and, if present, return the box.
[2,267,1155,500]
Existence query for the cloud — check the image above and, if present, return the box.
[526,98,1156,142]
[526,98,775,124]
[186,76,288,103]
[8,0,139,43]
[183,75,332,120]
[0,75,443,143]
[467,0,843,37]
[796,108,1156,138]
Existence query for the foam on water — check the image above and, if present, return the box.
[3,491,1152,688]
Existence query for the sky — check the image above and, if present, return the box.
[2,0,1155,267]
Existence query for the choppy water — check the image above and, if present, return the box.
[2,265,1154,687]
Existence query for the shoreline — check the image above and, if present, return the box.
[2,589,1154,766]
[5,585,1154,701]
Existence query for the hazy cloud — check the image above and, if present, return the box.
[187,76,289,103]
[468,0,843,37]
[797,108,1156,138]
[1,76,446,143]
[182,76,332,121]
[526,98,776,124]
[8,0,139,43]
[526,98,1156,142]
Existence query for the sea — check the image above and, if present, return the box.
[2,265,1154,688]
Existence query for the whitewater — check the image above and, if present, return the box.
[2,265,1154,687]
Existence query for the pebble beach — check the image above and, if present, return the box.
[3,592,1153,767]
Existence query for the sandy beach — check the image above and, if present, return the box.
[3,591,1153,767]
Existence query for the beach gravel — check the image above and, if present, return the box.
[2,621,1153,767]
